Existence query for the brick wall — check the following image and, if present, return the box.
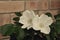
[0,0,60,26]
[0,0,60,39]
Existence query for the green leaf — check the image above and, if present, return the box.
[54,14,60,20]
[50,26,56,40]
[55,25,60,34]
[17,28,25,40]
[54,14,60,34]
[45,12,52,17]
[46,35,51,40]
[0,24,16,36]
[15,12,22,17]
[13,17,19,21]
[14,22,23,26]
[55,20,60,34]
[48,23,57,40]
[55,20,60,25]
[14,24,25,40]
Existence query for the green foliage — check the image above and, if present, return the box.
[45,23,56,40]
[46,35,51,40]
[17,28,25,40]
[13,12,25,40]
[54,14,60,20]
[0,23,25,40]
[15,12,22,17]
[14,22,23,26]
[13,17,19,22]
[55,20,60,25]
[13,12,22,22]
[50,24,56,40]
[54,14,60,34]
[45,12,52,17]
[13,24,25,40]
[55,21,60,34]
[0,24,16,36]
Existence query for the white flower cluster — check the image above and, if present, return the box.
[19,10,53,34]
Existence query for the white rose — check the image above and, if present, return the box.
[32,14,53,34]
[19,10,35,29]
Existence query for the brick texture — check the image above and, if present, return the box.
[11,0,25,1]
[0,14,11,26]
[50,0,60,9]
[39,10,58,16]
[0,0,9,1]
[26,0,48,10]
[39,10,58,22]
[0,1,24,13]
[38,0,48,10]
[26,1,39,10]
[0,14,3,26]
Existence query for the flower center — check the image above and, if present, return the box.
[28,19,32,24]
[39,23,44,28]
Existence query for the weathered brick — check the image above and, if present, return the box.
[39,10,58,15]
[50,0,60,9]
[26,1,39,10]
[38,0,48,10]
[2,14,11,25]
[0,14,3,26]
[0,14,11,26]
[26,0,48,10]
[0,0,9,1]
[28,0,38,1]
[0,1,24,13]
[12,0,25,1]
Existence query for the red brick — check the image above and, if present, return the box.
[12,0,25,1]
[50,0,60,9]
[38,0,48,10]
[0,14,11,26]
[26,1,39,10]
[26,0,48,10]
[39,10,58,16]
[0,0,9,1]
[0,1,24,13]
[0,14,3,26]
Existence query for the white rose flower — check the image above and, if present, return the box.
[19,10,35,29]
[32,14,53,34]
